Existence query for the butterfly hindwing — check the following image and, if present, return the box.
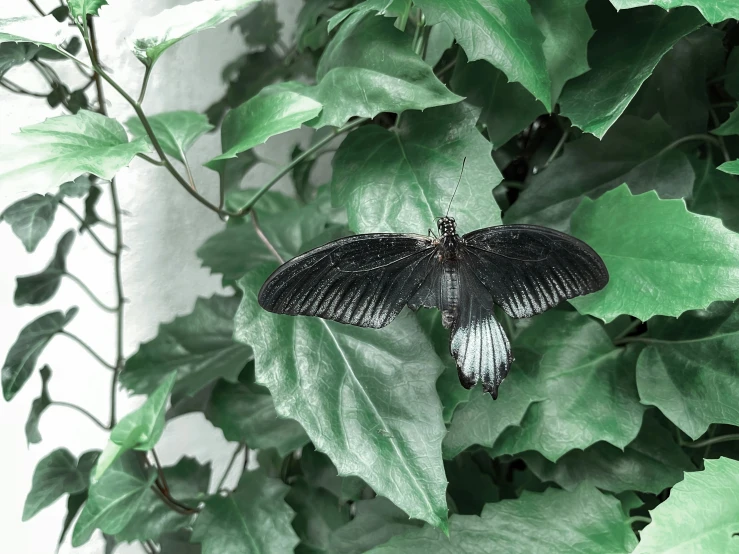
[462,224,609,319]
[258,234,437,328]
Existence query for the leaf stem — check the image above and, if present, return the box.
[151,448,170,493]
[709,107,731,163]
[28,0,46,15]
[58,200,115,256]
[252,210,284,263]
[50,401,109,430]
[136,153,165,166]
[216,443,246,491]
[540,129,569,171]
[181,152,197,191]
[656,133,724,158]
[60,330,116,370]
[64,272,117,312]
[0,78,47,97]
[626,516,652,526]
[611,319,642,343]
[682,433,739,449]
[137,64,153,105]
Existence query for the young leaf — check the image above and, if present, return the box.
[0,15,71,54]
[231,0,283,48]
[126,111,213,163]
[129,0,260,67]
[191,469,299,554]
[15,230,74,306]
[718,159,739,175]
[22,448,88,521]
[570,185,739,321]
[2,307,78,401]
[235,266,449,530]
[559,6,704,138]
[371,486,637,553]
[0,110,149,194]
[25,365,52,444]
[610,0,739,24]
[636,302,739,439]
[0,193,58,252]
[332,102,502,235]
[59,174,93,198]
[413,0,552,110]
[121,295,252,401]
[72,452,156,547]
[67,0,108,20]
[633,457,739,553]
[0,42,39,77]
[443,311,644,462]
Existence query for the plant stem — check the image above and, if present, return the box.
[540,129,569,171]
[656,133,724,158]
[709,107,731,163]
[216,443,246,491]
[683,433,739,449]
[181,152,197,191]
[435,58,456,79]
[137,64,153,105]
[0,78,47,97]
[64,272,118,312]
[252,211,284,263]
[50,401,109,430]
[60,330,116,370]
[626,516,652,526]
[396,0,412,32]
[151,448,170,492]
[612,319,642,343]
[136,153,165,166]
[58,200,116,256]
[28,0,45,16]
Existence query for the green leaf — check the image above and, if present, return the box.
[424,22,454,68]
[207,378,309,457]
[290,144,317,203]
[67,0,108,20]
[231,0,283,47]
[23,448,89,521]
[558,6,704,138]
[0,42,39,77]
[726,48,739,100]
[287,478,351,552]
[687,156,739,233]
[413,0,551,110]
[126,111,213,164]
[504,116,694,231]
[443,310,644,461]
[191,469,300,554]
[445,453,499,515]
[718,159,739,175]
[15,230,74,306]
[25,365,51,444]
[95,372,177,481]
[59,492,87,549]
[332,102,502,234]
[636,301,739,439]
[633,457,739,553]
[72,452,156,547]
[235,266,449,530]
[2,307,77,401]
[529,0,594,104]
[570,185,739,322]
[610,0,739,24]
[80,185,104,231]
[299,444,368,503]
[370,486,637,553]
[0,110,149,194]
[522,411,694,494]
[206,87,322,167]
[713,106,739,136]
[115,457,210,541]
[159,531,201,554]
[129,0,260,67]
[0,193,57,252]
[450,52,546,149]
[121,295,252,401]
[0,15,71,53]
[327,0,410,33]
[294,12,462,128]
[59,174,93,198]
[211,150,258,195]
[329,497,423,553]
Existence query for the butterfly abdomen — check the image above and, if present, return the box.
[441,262,459,328]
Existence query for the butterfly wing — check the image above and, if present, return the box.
[462,224,608,319]
[258,233,438,328]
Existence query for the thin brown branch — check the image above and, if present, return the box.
[252,210,284,263]
[28,0,46,16]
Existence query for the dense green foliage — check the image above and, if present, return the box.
[3,0,739,552]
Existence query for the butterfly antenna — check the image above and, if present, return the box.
[446,157,466,217]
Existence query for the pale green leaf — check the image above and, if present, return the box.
[610,0,739,24]
[327,0,410,33]
[23,448,89,521]
[15,230,74,306]
[126,111,213,163]
[718,159,739,175]
[67,0,108,20]
[0,15,71,53]
[0,193,58,252]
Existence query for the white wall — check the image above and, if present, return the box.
[0,1,315,552]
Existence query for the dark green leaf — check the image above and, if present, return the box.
[371,486,637,553]
[25,365,51,444]
[213,150,259,195]
[235,266,449,530]
[59,492,87,549]
[122,295,251,401]
[687,155,739,232]
[127,111,213,163]
[287,478,351,552]
[160,531,201,554]
[300,444,367,503]
[570,185,739,321]
[610,0,739,24]
[79,184,104,231]
[0,193,58,252]
[15,230,74,306]
[231,0,282,47]
[2,307,77,401]
[714,107,739,136]
[59,174,93,198]
[290,144,317,203]
[191,469,299,554]
[445,453,498,515]
[725,48,739,99]
[0,41,39,77]
[23,448,88,521]
[559,5,704,138]
[332,102,502,234]
[424,22,454,68]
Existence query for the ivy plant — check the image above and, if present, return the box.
[3,0,739,552]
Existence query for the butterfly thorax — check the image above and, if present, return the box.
[436,216,463,261]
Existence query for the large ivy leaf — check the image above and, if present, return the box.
[558,6,704,138]
[370,486,637,553]
[2,307,77,401]
[191,469,299,554]
[115,457,210,542]
[72,452,156,547]
[332,102,502,235]
[504,116,693,231]
[610,0,739,24]
[570,185,739,322]
[129,0,260,67]
[413,0,552,110]
[121,295,251,401]
[443,310,644,462]
[687,156,739,233]
[636,302,739,439]
[22,449,90,521]
[633,457,739,553]
[0,194,57,252]
[67,0,108,20]
[0,42,39,77]
[15,230,74,306]
[0,111,149,195]
[235,266,449,530]
[521,411,694,494]
[25,365,52,444]
[206,87,322,167]
[126,111,213,163]
[0,15,71,53]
